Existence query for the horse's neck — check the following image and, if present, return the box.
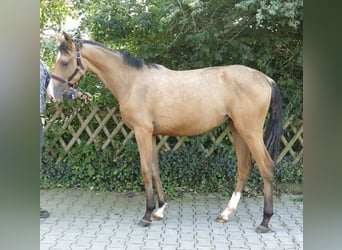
[81,45,135,104]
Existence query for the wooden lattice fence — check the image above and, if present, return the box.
[44,102,303,165]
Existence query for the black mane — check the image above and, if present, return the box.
[61,39,160,70]
[121,52,159,70]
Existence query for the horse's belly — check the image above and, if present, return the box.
[153,111,227,136]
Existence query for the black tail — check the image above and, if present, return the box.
[264,80,283,163]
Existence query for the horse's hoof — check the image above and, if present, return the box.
[215,216,228,223]
[255,225,271,233]
[137,219,151,227]
[151,214,163,221]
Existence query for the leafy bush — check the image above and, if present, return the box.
[41,141,302,197]
[41,142,142,192]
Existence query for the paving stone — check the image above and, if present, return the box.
[40,243,55,250]
[40,189,303,250]
[54,239,73,250]
[230,239,248,248]
[179,240,196,249]
[42,234,60,244]
[70,243,92,249]
[88,242,108,249]
[159,243,180,249]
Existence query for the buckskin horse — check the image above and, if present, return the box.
[47,32,283,233]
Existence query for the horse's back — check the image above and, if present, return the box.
[123,64,273,136]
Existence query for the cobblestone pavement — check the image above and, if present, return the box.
[40,189,303,250]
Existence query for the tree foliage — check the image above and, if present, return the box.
[58,0,302,120]
[40,0,303,122]
[40,0,72,33]
[40,0,74,64]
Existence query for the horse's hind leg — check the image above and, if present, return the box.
[216,122,252,223]
[242,132,275,233]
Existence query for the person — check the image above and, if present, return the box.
[40,60,51,218]
[40,60,93,218]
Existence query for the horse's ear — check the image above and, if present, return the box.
[62,31,73,51]
[63,31,72,42]
[55,31,64,44]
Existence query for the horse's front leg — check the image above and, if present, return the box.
[135,128,155,227]
[150,136,167,221]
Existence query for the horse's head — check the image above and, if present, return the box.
[47,32,84,102]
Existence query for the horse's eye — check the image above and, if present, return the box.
[61,61,68,66]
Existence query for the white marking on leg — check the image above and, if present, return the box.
[220,192,241,221]
[153,202,167,219]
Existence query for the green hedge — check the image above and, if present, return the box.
[41,141,302,197]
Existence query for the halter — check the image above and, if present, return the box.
[51,41,84,89]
